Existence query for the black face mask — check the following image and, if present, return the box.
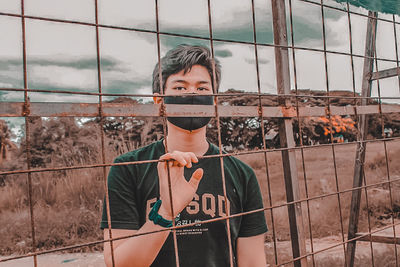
[164,95,214,131]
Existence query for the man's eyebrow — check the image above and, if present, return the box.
[197,81,211,84]
[170,79,211,84]
[170,79,188,84]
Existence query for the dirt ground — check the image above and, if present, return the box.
[0,253,105,267]
[1,225,399,267]
[264,225,400,266]
[1,238,398,267]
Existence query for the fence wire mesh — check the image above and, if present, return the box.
[0,0,399,266]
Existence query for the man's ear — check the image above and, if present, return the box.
[153,93,162,104]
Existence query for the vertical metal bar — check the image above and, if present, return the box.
[393,15,400,94]
[345,3,360,265]
[94,1,115,266]
[362,162,375,266]
[271,1,307,266]
[154,1,180,266]
[391,16,400,266]
[206,1,234,266]
[288,0,316,265]
[20,1,37,266]
[250,0,278,264]
[346,1,357,105]
[345,11,378,267]
[360,35,380,267]
[319,0,348,263]
[381,144,399,266]
[373,43,399,267]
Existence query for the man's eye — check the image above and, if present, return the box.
[198,87,210,91]
[174,87,186,90]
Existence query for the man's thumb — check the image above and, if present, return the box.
[189,168,203,188]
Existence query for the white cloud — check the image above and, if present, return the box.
[371,76,400,104]
[160,0,209,30]
[0,16,22,57]
[217,43,259,92]
[0,82,14,87]
[158,0,253,32]
[29,91,98,103]
[25,0,94,23]
[257,46,277,93]
[98,0,155,30]
[0,91,24,102]
[26,19,97,57]
[0,0,20,14]
[29,65,98,91]
[324,12,351,53]
[376,19,398,70]
[99,28,158,94]
[210,0,253,29]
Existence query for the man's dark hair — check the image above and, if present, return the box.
[152,45,221,94]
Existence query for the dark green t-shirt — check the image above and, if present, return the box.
[101,139,268,267]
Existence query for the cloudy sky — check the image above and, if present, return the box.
[0,0,399,137]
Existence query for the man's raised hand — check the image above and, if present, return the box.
[157,151,204,220]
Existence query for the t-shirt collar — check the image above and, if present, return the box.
[156,138,216,157]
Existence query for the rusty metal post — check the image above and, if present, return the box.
[345,11,378,267]
[271,1,307,266]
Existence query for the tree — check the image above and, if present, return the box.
[0,120,17,165]
[15,117,100,168]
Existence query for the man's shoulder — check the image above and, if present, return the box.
[224,154,254,175]
[113,140,164,163]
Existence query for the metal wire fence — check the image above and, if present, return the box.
[0,0,399,266]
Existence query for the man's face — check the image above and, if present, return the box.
[153,64,214,132]
[164,65,213,95]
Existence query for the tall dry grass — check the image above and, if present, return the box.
[0,137,126,256]
[238,140,400,241]
[0,167,105,255]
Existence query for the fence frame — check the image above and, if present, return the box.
[0,1,399,267]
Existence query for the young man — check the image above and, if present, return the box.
[101,45,268,267]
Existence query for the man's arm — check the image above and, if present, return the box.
[103,222,170,267]
[103,151,203,267]
[236,234,266,267]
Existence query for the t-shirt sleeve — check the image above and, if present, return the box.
[100,157,140,230]
[238,169,268,237]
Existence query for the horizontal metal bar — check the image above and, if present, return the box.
[2,87,400,100]
[355,233,400,245]
[1,102,399,118]
[371,67,400,80]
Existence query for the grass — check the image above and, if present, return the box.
[1,139,399,266]
[0,167,105,255]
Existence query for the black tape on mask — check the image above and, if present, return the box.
[164,95,214,131]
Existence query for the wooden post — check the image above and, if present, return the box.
[271,1,307,266]
[345,11,377,267]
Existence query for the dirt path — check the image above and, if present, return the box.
[0,253,105,267]
[1,231,399,267]
[265,235,398,266]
